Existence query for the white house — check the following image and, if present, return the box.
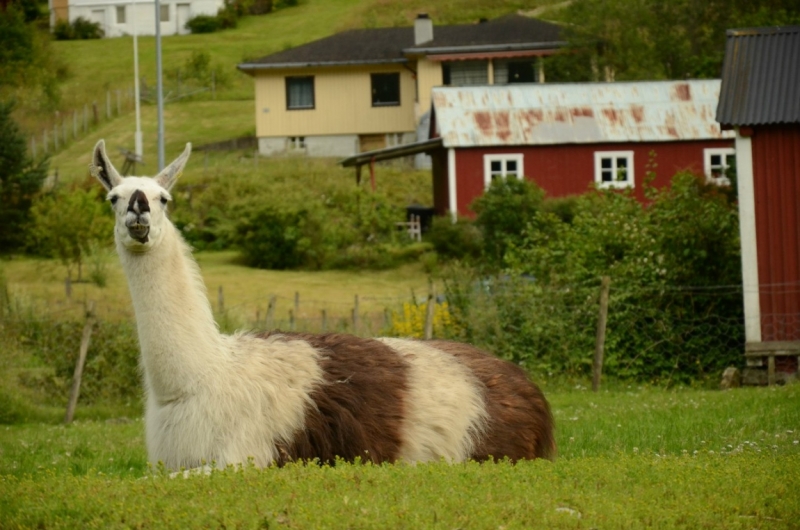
[49,0,223,37]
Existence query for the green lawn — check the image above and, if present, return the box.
[1,385,798,528]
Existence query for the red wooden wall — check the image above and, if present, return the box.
[752,125,800,342]
[443,139,734,216]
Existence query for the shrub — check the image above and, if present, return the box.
[233,206,309,269]
[471,178,545,268]
[185,14,220,33]
[427,216,482,262]
[54,17,103,40]
[447,172,744,384]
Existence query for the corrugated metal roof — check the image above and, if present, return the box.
[431,80,732,148]
[716,26,800,126]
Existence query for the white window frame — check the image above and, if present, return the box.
[594,151,634,189]
[483,154,524,190]
[704,147,735,185]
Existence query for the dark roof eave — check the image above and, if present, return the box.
[340,138,444,167]
[403,41,568,55]
[238,58,409,73]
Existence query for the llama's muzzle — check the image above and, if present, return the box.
[126,190,151,243]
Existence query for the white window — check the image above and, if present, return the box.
[704,148,735,185]
[287,136,306,150]
[160,4,170,22]
[594,151,634,189]
[116,5,126,24]
[483,154,524,189]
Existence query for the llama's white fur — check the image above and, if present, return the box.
[91,140,490,469]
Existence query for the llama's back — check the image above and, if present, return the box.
[258,332,555,465]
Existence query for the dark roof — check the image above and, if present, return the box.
[239,14,565,71]
[716,26,800,126]
[405,14,564,53]
[239,27,414,70]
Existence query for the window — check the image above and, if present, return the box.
[371,73,400,106]
[286,76,314,110]
[443,61,488,86]
[287,136,306,150]
[704,148,735,185]
[594,151,634,189]
[483,154,524,189]
[160,4,169,21]
[116,5,126,24]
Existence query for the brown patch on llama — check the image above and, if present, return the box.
[428,340,556,462]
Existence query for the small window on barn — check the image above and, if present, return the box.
[704,148,735,185]
[287,136,306,151]
[483,154,524,189]
[116,5,126,24]
[594,151,634,189]
[160,3,170,22]
[286,76,315,110]
[371,73,400,106]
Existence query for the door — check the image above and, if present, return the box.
[176,4,191,35]
[90,9,106,36]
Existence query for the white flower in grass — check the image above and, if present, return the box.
[793,440,798,445]
[633,447,639,453]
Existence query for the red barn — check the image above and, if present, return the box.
[716,26,800,385]
[426,80,734,217]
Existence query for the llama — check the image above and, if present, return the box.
[89,139,555,470]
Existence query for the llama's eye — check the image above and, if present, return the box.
[110,196,118,205]
[160,196,168,205]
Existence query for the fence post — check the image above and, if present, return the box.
[592,276,611,392]
[116,89,121,115]
[353,294,360,335]
[217,285,224,313]
[321,309,327,332]
[64,301,96,424]
[211,70,216,100]
[53,125,59,151]
[84,104,89,132]
[266,295,276,329]
[92,101,99,125]
[65,276,72,298]
[73,110,78,139]
[106,90,111,119]
[62,120,67,146]
[289,309,295,331]
[294,291,300,321]
[424,286,436,340]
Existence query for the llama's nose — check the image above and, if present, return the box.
[128,190,150,216]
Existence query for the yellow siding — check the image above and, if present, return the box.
[416,58,443,121]
[254,65,416,138]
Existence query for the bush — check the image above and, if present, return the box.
[471,177,544,268]
[185,14,221,33]
[446,172,744,384]
[53,17,103,40]
[427,216,482,262]
[233,206,309,270]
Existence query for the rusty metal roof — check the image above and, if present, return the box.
[716,26,800,126]
[431,80,733,148]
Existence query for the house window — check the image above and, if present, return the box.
[483,154,524,189]
[443,61,488,86]
[704,148,735,184]
[160,4,170,22]
[288,136,306,150]
[494,60,537,84]
[286,76,314,110]
[594,151,634,189]
[116,5,126,24]
[371,73,400,106]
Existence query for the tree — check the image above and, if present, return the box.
[550,0,800,81]
[0,100,48,253]
[28,185,113,282]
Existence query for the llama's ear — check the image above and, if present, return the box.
[90,139,123,191]
[155,143,191,191]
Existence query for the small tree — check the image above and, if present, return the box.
[28,185,113,282]
[0,100,48,253]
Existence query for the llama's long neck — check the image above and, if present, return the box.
[118,223,226,402]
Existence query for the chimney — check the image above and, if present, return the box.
[414,13,433,45]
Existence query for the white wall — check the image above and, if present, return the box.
[69,0,223,37]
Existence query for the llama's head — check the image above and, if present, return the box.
[90,139,191,253]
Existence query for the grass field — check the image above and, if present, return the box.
[1,385,798,528]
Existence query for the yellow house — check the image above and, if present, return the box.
[238,14,566,158]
